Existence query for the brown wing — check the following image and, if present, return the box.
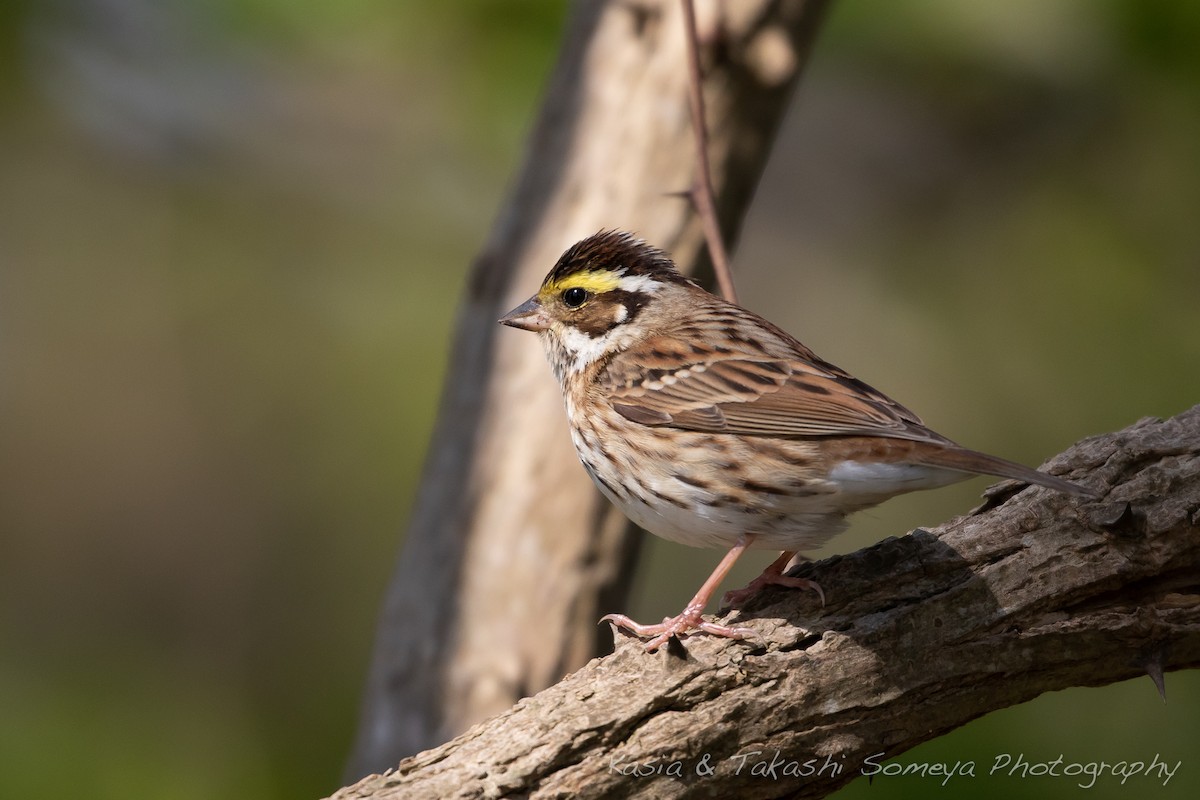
[598,323,952,445]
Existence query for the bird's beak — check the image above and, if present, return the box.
[498,296,551,332]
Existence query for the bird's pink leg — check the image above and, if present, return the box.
[602,533,758,652]
[721,550,825,610]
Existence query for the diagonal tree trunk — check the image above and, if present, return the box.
[332,407,1200,799]
[346,0,833,778]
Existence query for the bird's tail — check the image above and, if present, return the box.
[915,445,1095,498]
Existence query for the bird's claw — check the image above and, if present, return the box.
[721,573,825,612]
[601,607,756,652]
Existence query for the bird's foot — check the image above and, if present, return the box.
[721,567,825,611]
[601,603,756,652]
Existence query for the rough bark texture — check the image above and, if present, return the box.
[345,0,832,778]
[331,406,1200,799]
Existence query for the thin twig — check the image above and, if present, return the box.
[681,0,738,303]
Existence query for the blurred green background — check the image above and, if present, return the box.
[0,1,1196,798]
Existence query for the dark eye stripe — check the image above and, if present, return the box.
[569,289,653,338]
[607,289,651,323]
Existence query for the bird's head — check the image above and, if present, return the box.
[499,231,694,377]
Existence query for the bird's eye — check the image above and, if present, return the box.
[562,287,589,308]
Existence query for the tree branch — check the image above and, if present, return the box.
[331,406,1200,799]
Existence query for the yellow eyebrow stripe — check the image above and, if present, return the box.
[542,269,623,297]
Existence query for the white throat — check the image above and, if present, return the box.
[545,324,621,380]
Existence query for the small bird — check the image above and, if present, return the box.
[499,231,1090,652]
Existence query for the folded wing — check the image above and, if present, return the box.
[600,330,950,445]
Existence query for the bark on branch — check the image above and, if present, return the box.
[331,406,1200,799]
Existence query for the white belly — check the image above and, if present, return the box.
[568,402,968,553]
[580,454,851,552]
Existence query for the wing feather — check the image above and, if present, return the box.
[599,322,951,445]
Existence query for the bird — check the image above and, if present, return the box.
[499,230,1090,652]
